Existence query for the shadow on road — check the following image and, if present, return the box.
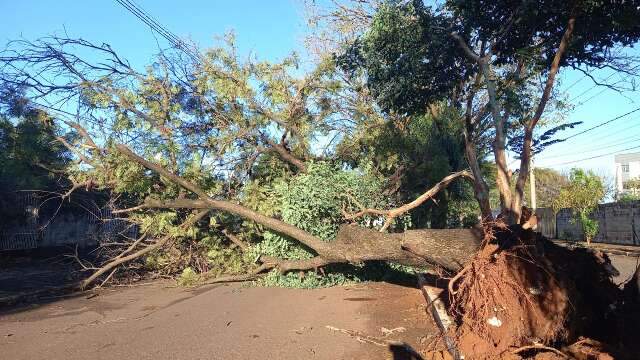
[389,343,425,360]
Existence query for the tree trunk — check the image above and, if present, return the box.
[479,60,513,219]
[512,129,533,218]
[513,17,575,220]
[463,124,493,220]
[327,225,483,273]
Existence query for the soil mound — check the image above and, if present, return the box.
[448,220,630,359]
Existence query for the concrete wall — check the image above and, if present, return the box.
[540,201,640,245]
[535,207,556,239]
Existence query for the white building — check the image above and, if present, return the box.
[614,152,640,198]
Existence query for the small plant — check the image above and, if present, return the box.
[580,214,599,245]
[552,169,605,245]
[177,267,200,287]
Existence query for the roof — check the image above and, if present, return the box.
[614,152,640,163]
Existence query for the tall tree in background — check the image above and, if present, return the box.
[521,167,568,208]
[339,0,640,222]
[0,94,71,191]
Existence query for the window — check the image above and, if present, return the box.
[622,164,630,172]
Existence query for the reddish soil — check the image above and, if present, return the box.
[0,281,437,360]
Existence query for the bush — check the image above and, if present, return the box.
[246,162,414,288]
[580,214,599,245]
[177,267,200,287]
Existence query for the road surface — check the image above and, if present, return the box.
[0,281,436,360]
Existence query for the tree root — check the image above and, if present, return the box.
[513,344,568,358]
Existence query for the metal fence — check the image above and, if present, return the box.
[0,191,134,251]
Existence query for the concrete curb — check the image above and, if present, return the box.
[417,274,463,360]
[552,240,640,257]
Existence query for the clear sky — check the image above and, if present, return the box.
[1,0,639,180]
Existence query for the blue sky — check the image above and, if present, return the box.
[1,0,639,180]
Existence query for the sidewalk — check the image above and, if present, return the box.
[552,239,640,257]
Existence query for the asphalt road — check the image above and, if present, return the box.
[0,281,436,360]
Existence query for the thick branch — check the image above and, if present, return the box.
[266,138,307,172]
[464,73,493,220]
[344,170,474,232]
[513,17,576,217]
[114,144,331,254]
[531,17,576,129]
[480,59,512,214]
[450,32,512,215]
[450,32,481,62]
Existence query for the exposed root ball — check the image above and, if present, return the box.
[448,223,621,359]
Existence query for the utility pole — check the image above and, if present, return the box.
[530,156,537,210]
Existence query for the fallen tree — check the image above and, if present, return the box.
[76,143,482,289]
[3,3,640,355]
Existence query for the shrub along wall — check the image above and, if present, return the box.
[540,201,640,245]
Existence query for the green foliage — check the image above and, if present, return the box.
[0,115,71,191]
[580,213,599,244]
[177,267,200,287]
[523,168,568,208]
[621,179,640,202]
[619,193,640,203]
[337,1,467,114]
[249,231,314,261]
[337,107,477,229]
[552,168,605,243]
[552,169,605,215]
[345,0,640,102]
[257,269,359,289]
[276,162,396,240]
[448,0,640,69]
[244,162,413,288]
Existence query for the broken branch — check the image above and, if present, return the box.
[343,170,474,232]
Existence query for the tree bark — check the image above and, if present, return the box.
[480,60,513,218]
[463,82,493,220]
[450,32,512,219]
[269,141,307,172]
[513,17,575,217]
[128,198,483,273]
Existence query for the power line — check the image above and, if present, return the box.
[574,87,608,107]
[559,106,640,142]
[115,0,190,55]
[585,118,640,138]
[568,64,640,105]
[568,71,618,103]
[123,0,191,56]
[542,117,640,156]
[544,144,640,167]
[544,137,640,159]
[113,0,201,62]
[563,74,587,92]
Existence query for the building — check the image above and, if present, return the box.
[614,152,640,198]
